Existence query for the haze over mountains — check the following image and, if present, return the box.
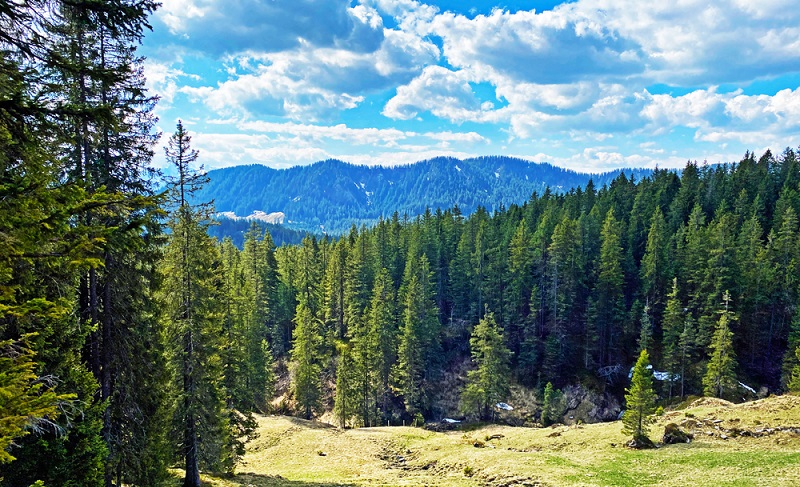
[200,156,652,233]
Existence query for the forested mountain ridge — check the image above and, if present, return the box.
[197,157,653,233]
[261,148,800,432]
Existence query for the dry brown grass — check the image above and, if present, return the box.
[177,394,800,487]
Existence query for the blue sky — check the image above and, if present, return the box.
[142,0,800,172]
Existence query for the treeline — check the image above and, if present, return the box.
[258,149,800,428]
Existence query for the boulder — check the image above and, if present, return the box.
[626,436,656,449]
[561,385,622,424]
[662,423,693,444]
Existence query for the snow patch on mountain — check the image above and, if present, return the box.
[216,210,285,224]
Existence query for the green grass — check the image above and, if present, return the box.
[177,394,800,487]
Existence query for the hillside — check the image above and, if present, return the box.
[196,156,652,233]
[182,394,800,487]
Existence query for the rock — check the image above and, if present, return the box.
[626,436,656,449]
[662,423,693,444]
[561,385,622,424]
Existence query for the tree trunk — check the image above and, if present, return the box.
[184,329,201,487]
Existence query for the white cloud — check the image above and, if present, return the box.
[163,120,490,169]
[156,0,385,55]
[159,0,208,33]
[383,66,486,121]
[147,0,800,173]
[235,120,412,146]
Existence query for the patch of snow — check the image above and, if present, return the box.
[455,165,461,172]
[360,182,365,189]
[525,175,529,180]
[495,402,513,411]
[494,171,500,179]
[248,211,285,224]
[292,196,301,202]
[216,211,285,225]
[739,381,756,394]
[388,180,394,185]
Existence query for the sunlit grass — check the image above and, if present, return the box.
[174,394,800,486]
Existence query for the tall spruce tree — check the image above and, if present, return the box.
[395,248,440,417]
[292,300,323,419]
[596,209,625,366]
[162,122,241,486]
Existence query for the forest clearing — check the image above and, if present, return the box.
[187,394,800,487]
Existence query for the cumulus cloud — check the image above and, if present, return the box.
[163,120,490,168]
[173,3,439,121]
[641,87,800,139]
[428,7,644,85]
[157,0,385,55]
[146,0,800,173]
[383,66,491,121]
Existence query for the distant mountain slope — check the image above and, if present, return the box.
[196,156,651,233]
[207,218,312,248]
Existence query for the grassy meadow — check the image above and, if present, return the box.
[181,395,800,487]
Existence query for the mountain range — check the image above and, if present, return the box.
[199,156,653,234]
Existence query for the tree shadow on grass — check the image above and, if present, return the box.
[216,472,357,487]
[286,416,338,430]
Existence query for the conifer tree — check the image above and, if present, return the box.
[505,219,533,350]
[0,2,168,484]
[333,342,357,428]
[461,311,511,420]
[0,337,61,464]
[162,122,243,486]
[703,291,739,399]
[661,279,684,398]
[292,300,323,419]
[623,350,657,445]
[368,268,398,420]
[544,215,580,376]
[395,251,440,417]
[640,208,669,315]
[242,224,276,411]
[541,382,564,426]
[596,209,625,366]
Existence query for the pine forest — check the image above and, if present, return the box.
[2,1,800,487]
